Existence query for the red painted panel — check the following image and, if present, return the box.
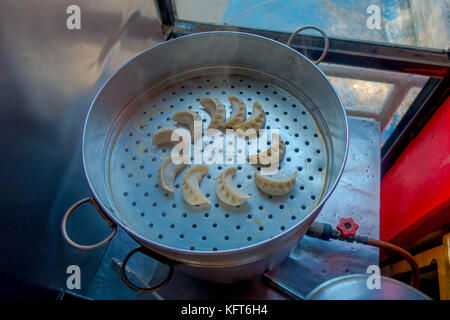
[381,96,450,242]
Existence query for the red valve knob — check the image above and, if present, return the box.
[337,217,359,237]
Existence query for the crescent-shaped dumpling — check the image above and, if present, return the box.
[181,165,210,207]
[233,102,266,131]
[171,110,202,142]
[248,133,286,165]
[152,126,189,146]
[200,97,226,129]
[215,167,252,206]
[254,170,296,196]
[222,96,246,128]
[158,156,189,193]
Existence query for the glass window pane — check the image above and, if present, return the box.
[318,64,428,145]
[174,0,450,49]
[328,77,393,113]
[381,86,423,146]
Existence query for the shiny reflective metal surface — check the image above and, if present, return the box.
[0,0,164,295]
[81,32,348,282]
[306,274,431,300]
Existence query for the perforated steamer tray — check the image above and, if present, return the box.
[106,66,329,252]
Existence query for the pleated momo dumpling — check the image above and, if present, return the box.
[200,97,226,129]
[222,96,246,128]
[215,167,252,206]
[152,125,188,146]
[248,133,285,166]
[233,102,266,131]
[171,110,202,142]
[180,164,210,208]
[254,170,296,196]
[157,156,189,193]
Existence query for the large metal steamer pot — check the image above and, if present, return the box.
[62,29,348,292]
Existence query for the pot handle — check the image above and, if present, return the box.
[61,197,117,250]
[121,246,174,293]
[287,26,329,65]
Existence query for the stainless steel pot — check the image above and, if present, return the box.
[62,28,348,292]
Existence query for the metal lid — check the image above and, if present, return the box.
[306,274,431,300]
